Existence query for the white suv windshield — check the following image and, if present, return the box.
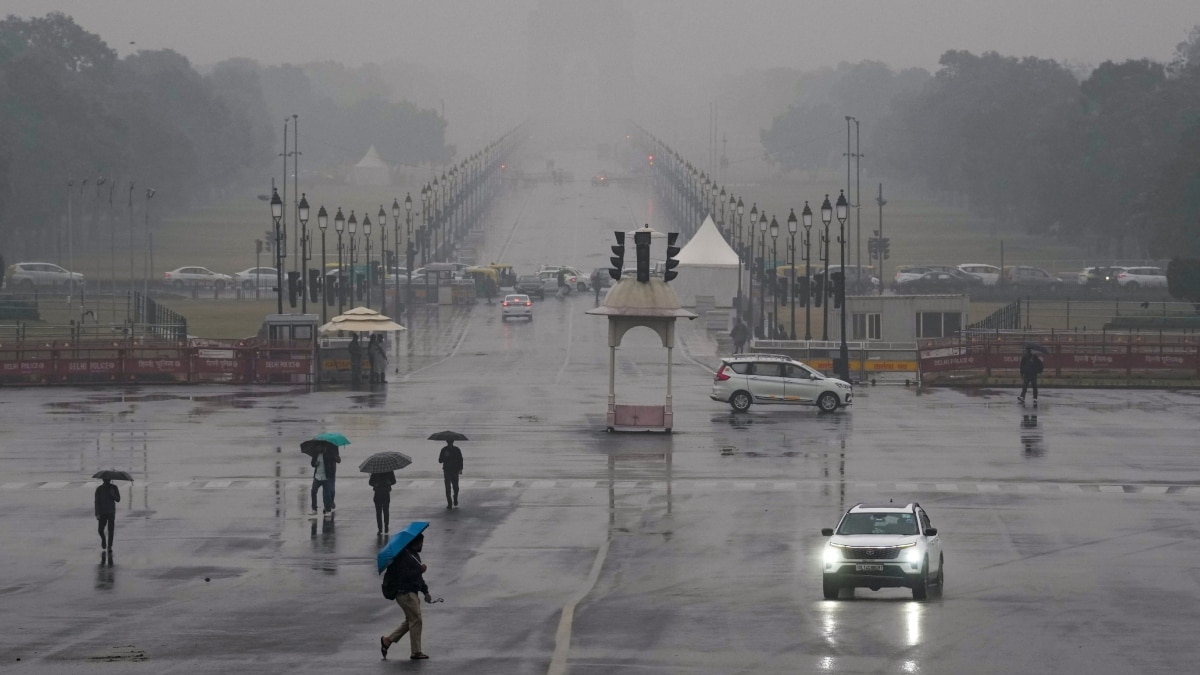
[837,512,919,536]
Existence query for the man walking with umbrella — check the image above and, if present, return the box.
[431,431,466,509]
[303,434,348,516]
[94,476,121,551]
[359,451,412,534]
[1018,344,1045,406]
[380,524,434,660]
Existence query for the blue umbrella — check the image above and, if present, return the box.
[377,521,429,574]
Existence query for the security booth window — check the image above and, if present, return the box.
[916,311,962,338]
[852,313,881,340]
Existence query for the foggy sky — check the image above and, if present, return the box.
[7,0,1198,150]
[10,1,1195,77]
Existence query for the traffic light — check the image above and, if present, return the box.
[609,231,625,281]
[881,237,891,260]
[663,232,680,282]
[634,229,651,283]
[813,274,824,307]
[263,230,273,253]
[868,237,879,259]
[831,271,845,309]
[287,271,300,308]
[796,276,809,307]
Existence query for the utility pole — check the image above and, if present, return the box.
[854,118,862,286]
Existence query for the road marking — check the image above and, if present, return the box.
[549,534,610,675]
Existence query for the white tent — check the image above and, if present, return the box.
[672,216,740,308]
[351,146,390,187]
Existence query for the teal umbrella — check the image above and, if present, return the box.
[314,432,351,446]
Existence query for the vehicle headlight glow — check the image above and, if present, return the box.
[904,548,921,564]
[823,546,842,565]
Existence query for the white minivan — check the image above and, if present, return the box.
[957,263,1001,286]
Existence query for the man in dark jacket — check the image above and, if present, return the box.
[369,471,396,534]
[1018,346,1044,405]
[380,534,433,660]
[94,478,120,550]
[730,319,748,354]
[438,441,464,509]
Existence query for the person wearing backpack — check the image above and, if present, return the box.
[1018,346,1044,405]
[380,533,434,660]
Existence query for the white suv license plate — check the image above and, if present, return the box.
[855,563,885,572]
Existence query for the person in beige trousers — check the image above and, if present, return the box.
[380,533,433,660]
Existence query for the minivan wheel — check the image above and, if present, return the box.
[577,281,587,292]
[729,391,752,412]
[817,392,839,412]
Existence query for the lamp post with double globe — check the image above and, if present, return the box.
[747,203,758,332]
[363,214,372,309]
[270,188,284,314]
[820,195,833,341]
[334,208,345,315]
[299,194,310,314]
[787,209,798,340]
[802,202,814,341]
[770,215,779,338]
[347,211,357,307]
[317,205,328,326]
[836,190,850,381]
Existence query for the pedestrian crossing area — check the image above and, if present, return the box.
[4,478,1200,496]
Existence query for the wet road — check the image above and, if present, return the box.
[3,147,1200,673]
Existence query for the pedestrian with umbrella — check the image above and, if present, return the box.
[360,451,412,534]
[1018,343,1046,406]
[379,522,435,660]
[92,470,132,551]
[302,433,349,516]
[431,431,467,509]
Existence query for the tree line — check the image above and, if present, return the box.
[0,13,449,260]
[760,27,1200,259]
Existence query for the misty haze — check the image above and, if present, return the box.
[3,1,1200,673]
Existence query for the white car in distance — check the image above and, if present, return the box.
[500,294,533,321]
[957,263,1001,286]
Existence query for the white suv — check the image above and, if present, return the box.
[821,502,944,600]
[1116,266,1167,289]
[711,354,852,413]
[5,262,85,290]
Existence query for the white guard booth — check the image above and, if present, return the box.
[672,215,740,308]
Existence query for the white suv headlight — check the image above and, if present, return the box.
[904,548,921,564]
[823,546,841,565]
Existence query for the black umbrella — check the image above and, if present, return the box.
[358,452,413,474]
[92,470,134,482]
[1024,342,1049,354]
[427,430,469,442]
[301,439,340,459]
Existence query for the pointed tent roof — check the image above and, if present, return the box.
[355,145,388,169]
[675,216,739,268]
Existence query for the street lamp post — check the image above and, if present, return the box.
[757,210,767,339]
[787,209,798,340]
[363,214,372,309]
[719,186,726,235]
[820,195,833,341]
[378,205,387,313]
[143,187,155,301]
[347,211,358,307]
[770,215,779,339]
[317,206,328,326]
[391,198,401,319]
[270,188,284,314]
[734,197,744,321]
[404,193,413,323]
[748,203,758,333]
[836,190,850,381]
[299,194,310,314]
[802,202,814,341]
[334,208,345,315]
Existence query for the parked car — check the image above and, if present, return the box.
[896,270,978,294]
[710,353,853,413]
[514,274,545,299]
[1116,266,1168,289]
[234,267,278,290]
[1003,265,1063,291]
[957,263,1002,286]
[500,294,533,321]
[5,262,85,290]
[814,265,879,294]
[1076,266,1124,289]
[820,502,944,600]
[163,266,232,289]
